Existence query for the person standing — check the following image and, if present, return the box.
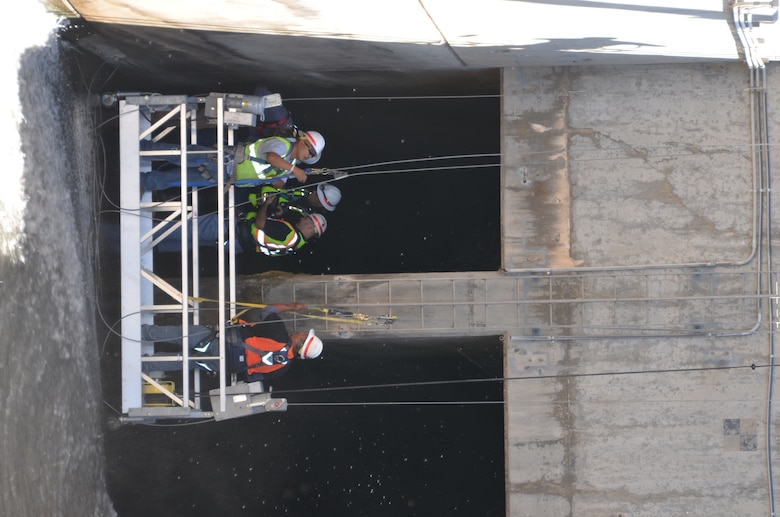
[139,131,325,191]
[141,302,323,382]
[248,182,342,218]
[235,193,326,256]
[153,193,326,255]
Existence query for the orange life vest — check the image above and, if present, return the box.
[242,336,294,376]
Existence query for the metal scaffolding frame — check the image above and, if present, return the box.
[117,92,288,423]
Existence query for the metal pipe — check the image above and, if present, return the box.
[733,3,775,513]
[178,103,190,408]
[217,97,227,414]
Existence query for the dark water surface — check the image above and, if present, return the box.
[106,338,504,516]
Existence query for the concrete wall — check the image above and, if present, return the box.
[502,62,780,517]
[57,0,744,68]
[51,0,780,90]
[505,332,770,516]
[501,62,755,271]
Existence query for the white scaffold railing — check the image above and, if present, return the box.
[117,92,289,423]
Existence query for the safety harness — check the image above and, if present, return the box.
[242,337,293,375]
[226,320,293,376]
[235,212,304,256]
[238,136,296,182]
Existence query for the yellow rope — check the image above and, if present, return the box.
[189,296,267,309]
[188,297,396,326]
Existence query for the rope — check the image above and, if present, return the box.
[189,297,395,326]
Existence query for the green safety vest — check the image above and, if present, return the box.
[234,137,296,182]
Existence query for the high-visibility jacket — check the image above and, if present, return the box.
[234,136,296,182]
[226,308,293,380]
[246,187,313,229]
[250,185,309,209]
[253,218,305,256]
[242,336,295,377]
[236,212,306,256]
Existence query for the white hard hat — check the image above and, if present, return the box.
[301,130,325,164]
[300,329,323,359]
[308,213,327,236]
[316,184,342,212]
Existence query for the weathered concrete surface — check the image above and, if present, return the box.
[504,62,780,517]
[771,64,780,240]
[502,62,755,270]
[55,0,745,68]
[50,0,780,90]
[506,335,770,516]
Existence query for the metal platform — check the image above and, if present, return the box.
[117,92,288,423]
